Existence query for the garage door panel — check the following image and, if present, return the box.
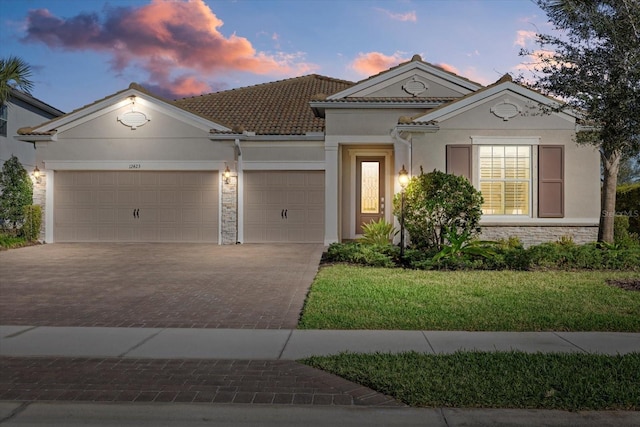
[97,190,116,205]
[244,171,324,243]
[55,171,218,242]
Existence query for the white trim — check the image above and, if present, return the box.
[227,140,324,148]
[43,160,220,171]
[471,136,540,145]
[32,88,230,135]
[413,82,576,123]
[241,161,325,171]
[45,171,54,243]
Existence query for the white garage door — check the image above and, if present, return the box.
[54,171,218,242]
[244,171,324,243]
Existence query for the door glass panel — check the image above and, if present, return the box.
[361,161,379,214]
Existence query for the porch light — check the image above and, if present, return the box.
[33,166,41,183]
[398,165,409,189]
[223,165,231,184]
[398,165,409,259]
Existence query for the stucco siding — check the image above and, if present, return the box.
[326,109,425,136]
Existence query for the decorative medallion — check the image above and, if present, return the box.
[402,76,428,97]
[118,111,151,130]
[491,99,521,121]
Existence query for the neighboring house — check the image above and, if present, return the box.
[1,88,64,176]
[17,55,600,245]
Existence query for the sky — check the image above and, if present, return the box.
[0,0,554,113]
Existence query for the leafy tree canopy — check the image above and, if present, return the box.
[0,56,34,104]
[521,0,640,242]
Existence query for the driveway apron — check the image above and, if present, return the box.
[0,243,324,329]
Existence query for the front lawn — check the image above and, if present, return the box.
[298,265,640,331]
[302,351,640,410]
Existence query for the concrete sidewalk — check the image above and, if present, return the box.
[2,326,639,359]
[1,402,639,426]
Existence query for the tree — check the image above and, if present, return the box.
[618,155,640,184]
[0,155,33,233]
[0,56,34,104]
[521,0,640,243]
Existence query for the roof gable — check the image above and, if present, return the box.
[20,83,229,137]
[328,55,482,100]
[412,75,577,124]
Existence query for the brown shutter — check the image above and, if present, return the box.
[538,145,564,218]
[446,145,472,181]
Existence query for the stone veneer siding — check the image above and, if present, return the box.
[31,171,46,242]
[480,225,599,247]
[221,175,238,244]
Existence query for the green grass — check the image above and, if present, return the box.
[301,351,640,410]
[298,265,640,331]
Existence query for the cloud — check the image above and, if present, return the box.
[436,62,461,75]
[514,30,537,47]
[350,51,409,76]
[375,8,417,22]
[21,0,316,98]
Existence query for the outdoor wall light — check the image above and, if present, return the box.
[398,165,409,258]
[33,166,41,183]
[223,165,231,184]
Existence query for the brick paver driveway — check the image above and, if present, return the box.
[0,243,324,329]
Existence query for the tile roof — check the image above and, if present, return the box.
[312,97,457,104]
[175,74,354,135]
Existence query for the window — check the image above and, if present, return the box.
[479,145,531,215]
[0,104,7,137]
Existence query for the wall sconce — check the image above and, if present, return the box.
[33,166,41,183]
[223,165,231,184]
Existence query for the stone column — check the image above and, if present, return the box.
[221,174,237,244]
[31,171,47,242]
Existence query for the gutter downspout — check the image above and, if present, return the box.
[234,138,243,244]
[390,128,413,177]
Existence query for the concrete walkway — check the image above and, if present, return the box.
[2,326,639,359]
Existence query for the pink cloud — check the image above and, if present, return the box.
[436,62,461,75]
[375,8,417,22]
[351,52,409,76]
[514,30,537,47]
[22,0,315,98]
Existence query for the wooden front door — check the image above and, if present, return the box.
[356,156,385,234]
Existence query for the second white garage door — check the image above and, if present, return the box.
[244,171,324,243]
[54,171,218,242]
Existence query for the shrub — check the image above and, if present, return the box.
[393,168,483,250]
[360,218,396,246]
[432,227,497,264]
[20,205,42,241]
[613,215,640,249]
[324,242,397,268]
[616,183,640,235]
[0,155,33,233]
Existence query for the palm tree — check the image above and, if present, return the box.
[0,56,34,104]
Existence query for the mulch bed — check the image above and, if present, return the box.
[606,278,640,292]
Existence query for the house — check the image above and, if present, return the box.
[16,55,600,246]
[1,88,63,178]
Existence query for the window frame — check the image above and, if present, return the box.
[471,136,539,219]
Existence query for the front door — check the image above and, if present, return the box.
[356,156,385,234]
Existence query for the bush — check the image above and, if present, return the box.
[613,215,640,249]
[0,155,33,233]
[324,242,397,268]
[616,183,640,235]
[20,205,42,241]
[360,218,396,245]
[393,169,483,250]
